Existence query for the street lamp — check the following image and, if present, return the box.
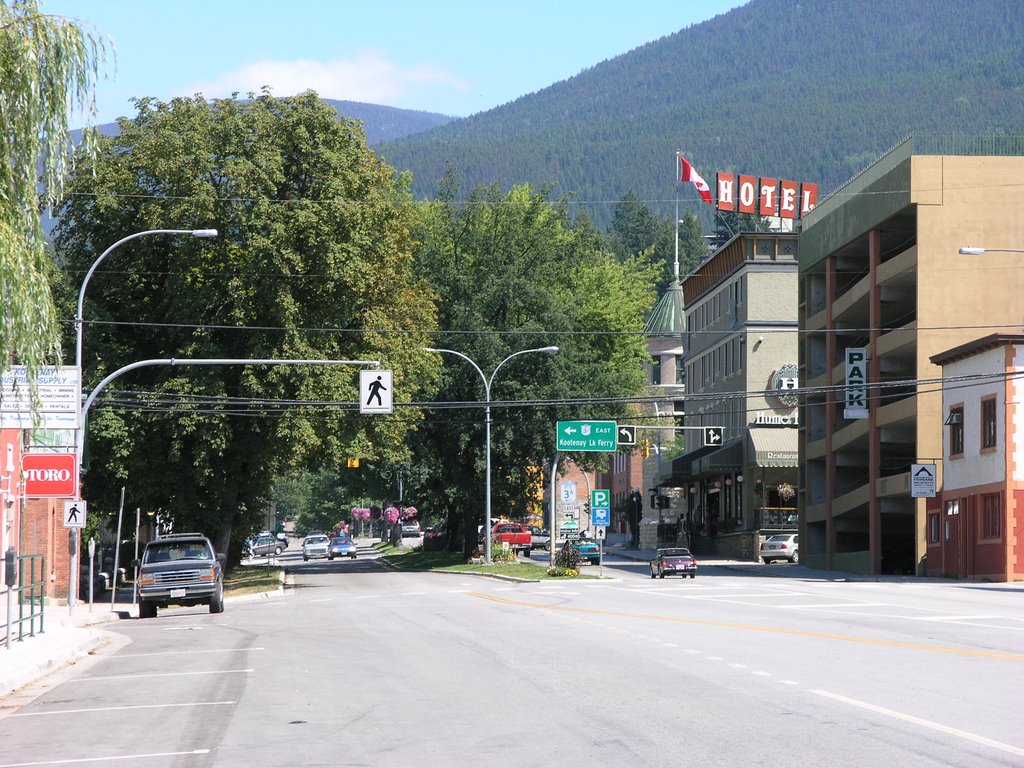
[958,246,1024,255]
[425,345,559,563]
[75,229,218,376]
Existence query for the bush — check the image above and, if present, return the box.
[547,566,579,578]
[490,545,518,563]
[555,544,582,570]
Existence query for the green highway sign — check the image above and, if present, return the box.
[556,420,618,452]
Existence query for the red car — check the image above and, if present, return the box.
[649,548,698,579]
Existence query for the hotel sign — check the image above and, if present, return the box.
[717,173,818,220]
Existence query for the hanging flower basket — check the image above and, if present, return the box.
[776,483,796,502]
[383,506,401,525]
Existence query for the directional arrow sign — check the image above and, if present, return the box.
[617,425,636,446]
[556,420,617,452]
[703,426,724,447]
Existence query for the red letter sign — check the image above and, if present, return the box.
[23,453,78,498]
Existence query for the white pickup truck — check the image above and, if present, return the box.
[529,526,551,551]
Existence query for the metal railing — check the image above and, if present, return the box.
[4,554,46,649]
[755,507,798,530]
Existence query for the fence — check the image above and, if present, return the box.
[4,553,46,649]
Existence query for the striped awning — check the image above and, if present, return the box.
[749,427,798,467]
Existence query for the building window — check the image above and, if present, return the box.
[949,406,964,456]
[928,513,939,543]
[981,397,997,450]
[651,356,661,386]
[982,494,1001,539]
[675,356,685,385]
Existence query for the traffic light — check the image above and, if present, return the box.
[656,494,671,509]
[346,458,360,468]
[641,438,651,458]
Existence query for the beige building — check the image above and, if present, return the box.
[798,137,1024,575]
[660,231,800,560]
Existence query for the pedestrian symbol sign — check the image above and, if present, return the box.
[360,370,393,414]
[63,500,86,528]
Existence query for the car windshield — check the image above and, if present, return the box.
[306,536,328,545]
[331,537,352,544]
[145,543,209,562]
[660,549,691,556]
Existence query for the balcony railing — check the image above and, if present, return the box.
[755,506,798,530]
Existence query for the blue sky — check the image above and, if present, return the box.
[43,0,744,126]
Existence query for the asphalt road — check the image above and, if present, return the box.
[0,546,1021,767]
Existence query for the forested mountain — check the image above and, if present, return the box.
[375,0,1024,228]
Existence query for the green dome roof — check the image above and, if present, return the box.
[643,280,686,336]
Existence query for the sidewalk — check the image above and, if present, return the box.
[0,592,132,701]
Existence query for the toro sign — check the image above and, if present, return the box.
[23,453,78,498]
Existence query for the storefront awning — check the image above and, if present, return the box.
[701,438,744,472]
[749,427,798,467]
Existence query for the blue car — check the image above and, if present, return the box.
[327,535,358,560]
[569,537,601,565]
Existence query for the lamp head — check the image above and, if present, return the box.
[958,246,985,255]
[191,229,218,238]
[537,346,560,354]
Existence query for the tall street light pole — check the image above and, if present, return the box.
[425,345,559,563]
[68,228,215,610]
[75,228,218,377]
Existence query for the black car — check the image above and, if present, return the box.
[135,533,226,618]
[649,548,698,579]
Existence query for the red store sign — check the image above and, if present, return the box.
[23,453,78,498]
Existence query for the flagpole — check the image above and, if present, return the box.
[674,150,680,282]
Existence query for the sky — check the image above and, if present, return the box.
[42,0,745,126]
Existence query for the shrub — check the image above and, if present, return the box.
[547,566,579,578]
[555,544,582,570]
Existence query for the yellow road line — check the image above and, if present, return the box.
[468,592,1024,662]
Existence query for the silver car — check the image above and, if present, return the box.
[760,533,799,564]
[302,534,330,561]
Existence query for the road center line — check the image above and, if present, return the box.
[0,749,210,767]
[468,592,1024,662]
[812,689,1024,758]
[71,669,253,682]
[8,701,234,718]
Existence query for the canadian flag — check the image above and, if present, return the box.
[679,155,712,204]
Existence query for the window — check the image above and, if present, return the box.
[928,514,939,543]
[981,397,997,450]
[949,406,964,456]
[651,356,662,386]
[982,494,1001,539]
[675,357,685,385]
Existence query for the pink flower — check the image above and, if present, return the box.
[384,506,401,524]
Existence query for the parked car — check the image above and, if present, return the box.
[328,535,358,560]
[275,532,289,549]
[134,533,225,618]
[529,526,551,551]
[401,521,421,537]
[760,533,799,564]
[303,534,331,561]
[567,537,601,565]
[649,547,698,579]
[250,534,283,557]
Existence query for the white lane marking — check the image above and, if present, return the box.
[729,663,747,669]
[779,679,800,686]
[0,749,210,767]
[401,592,425,596]
[71,669,253,682]
[705,656,723,661]
[753,671,771,676]
[915,615,1000,622]
[309,598,333,603]
[685,649,701,654]
[116,648,263,658]
[355,595,379,599]
[813,689,1024,758]
[159,626,204,631]
[663,643,679,648]
[9,701,234,718]
[781,602,887,609]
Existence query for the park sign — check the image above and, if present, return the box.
[556,421,617,452]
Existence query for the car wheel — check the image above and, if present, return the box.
[328,554,334,560]
[790,550,799,564]
[138,600,157,619]
[690,574,696,579]
[351,553,357,559]
[762,557,772,564]
[209,583,224,614]
[650,571,656,579]
[303,555,308,561]
[659,572,665,578]
[275,546,282,556]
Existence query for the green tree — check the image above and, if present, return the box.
[0,0,110,376]
[53,91,437,558]
[608,193,707,289]
[412,179,658,555]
